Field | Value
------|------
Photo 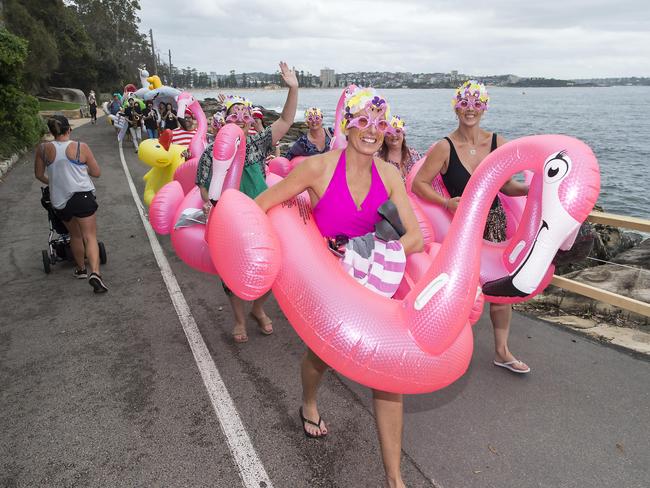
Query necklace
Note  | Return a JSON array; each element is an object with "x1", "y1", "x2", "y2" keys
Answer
[{"x1": 469, "y1": 148, "x2": 476, "y2": 155}]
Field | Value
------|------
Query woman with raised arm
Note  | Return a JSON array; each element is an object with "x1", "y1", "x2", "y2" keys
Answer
[
  {"x1": 412, "y1": 80, "x2": 530, "y2": 373},
  {"x1": 196, "y1": 61, "x2": 299, "y2": 343}
]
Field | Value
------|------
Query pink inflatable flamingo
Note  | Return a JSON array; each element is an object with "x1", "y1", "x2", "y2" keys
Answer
[
  {"x1": 208, "y1": 135, "x2": 600, "y2": 393},
  {"x1": 172, "y1": 92, "x2": 208, "y2": 194},
  {"x1": 149, "y1": 124, "x2": 246, "y2": 274}
]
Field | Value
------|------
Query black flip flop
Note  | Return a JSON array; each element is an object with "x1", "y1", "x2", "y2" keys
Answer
[{"x1": 299, "y1": 407, "x2": 327, "y2": 439}]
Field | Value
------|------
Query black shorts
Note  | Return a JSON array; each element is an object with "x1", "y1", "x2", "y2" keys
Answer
[{"x1": 55, "y1": 191, "x2": 98, "y2": 222}]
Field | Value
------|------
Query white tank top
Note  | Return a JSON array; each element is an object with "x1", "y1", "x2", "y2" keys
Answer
[{"x1": 46, "y1": 140, "x2": 95, "y2": 209}]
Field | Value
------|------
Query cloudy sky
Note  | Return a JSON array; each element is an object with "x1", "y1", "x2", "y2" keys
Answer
[{"x1": 139, "y1": 0, "x2": 650, "y2": 79}]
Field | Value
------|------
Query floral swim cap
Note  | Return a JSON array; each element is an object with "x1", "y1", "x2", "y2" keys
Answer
[
  {"x1": 304, "y1": 107, "x2": 323, "y2": 119},
  {"x1": 223, "y1": 95, "x2": 252, "y2": 113},
  {"x1": 341, "y1": 86, "x2": 390, "y2": 131},
  {"x1": 389, "y1": 115, "x2": 406, "y2": 133},
  {"x1": 451, "y1": 80, "x2": 489, "y2": 111}
]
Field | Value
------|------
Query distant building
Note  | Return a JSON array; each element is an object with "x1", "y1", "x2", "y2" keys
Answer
[{"x1": 320, "y1": 67, "x2": 336, "y2": 88}]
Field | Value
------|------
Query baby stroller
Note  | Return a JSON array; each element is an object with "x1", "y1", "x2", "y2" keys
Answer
[{"x1": 40, "y1": 186, "x2": 106, "y2": 273}]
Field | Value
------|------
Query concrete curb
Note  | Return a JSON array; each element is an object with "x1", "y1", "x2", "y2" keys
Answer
[{"x1": 536, "y1": 313, "x2": 650, "y2": 359}]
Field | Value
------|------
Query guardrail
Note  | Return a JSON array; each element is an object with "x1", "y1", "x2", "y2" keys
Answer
[{"x1": 549, "y1": 211, "x2": 650, "y2": 318}]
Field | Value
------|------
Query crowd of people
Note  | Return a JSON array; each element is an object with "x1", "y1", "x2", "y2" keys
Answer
[{"x1": 38, "y1": 70, "x2": 532, "y2": 488}]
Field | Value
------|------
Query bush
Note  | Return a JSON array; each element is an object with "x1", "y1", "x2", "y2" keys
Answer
[{"x1": 0, "y1": 28, "x2": 45, "y2": 158}]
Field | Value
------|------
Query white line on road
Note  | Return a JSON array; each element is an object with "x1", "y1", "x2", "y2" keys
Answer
[{"x1": 117, "y1": 142, "x2": 273, "y2": 488}]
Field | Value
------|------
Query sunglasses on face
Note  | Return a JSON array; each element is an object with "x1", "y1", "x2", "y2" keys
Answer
[
  {"x1": 347, "y1": 114, "x2": 390, "y2": 133},
  {"x1": 455, "y1": 97, "x2": 486, "y2": 111},
  {"x1": 226, "y1": 112, "x2": 254, "y2": 124},
  {"x1": 307, "y1": 115, "x2": 323, "y2": 123}
]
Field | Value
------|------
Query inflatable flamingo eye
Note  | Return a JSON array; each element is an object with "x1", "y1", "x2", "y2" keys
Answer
[{"x1": 543, "y1": 151, "x2": 571, "y2": 184}]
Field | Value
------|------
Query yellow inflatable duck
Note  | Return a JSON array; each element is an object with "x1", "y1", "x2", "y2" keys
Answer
[
  {"x1": 138, "y1": 132, "x2": 187, "y2": 205},
  {"x1": 147, "y1": 75, "x2": 163, "y2": 90}
]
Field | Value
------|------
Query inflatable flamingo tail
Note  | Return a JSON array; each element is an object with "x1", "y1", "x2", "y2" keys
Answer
[
  {"x1": 149, "y1": 181, "x2": 184, "y2": 235},
  {"x1": 173, "y1": 159, "x2": 199, "y2": 194}
]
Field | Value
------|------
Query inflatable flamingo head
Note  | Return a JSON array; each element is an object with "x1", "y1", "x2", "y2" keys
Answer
[
  {"x1": 481, "y1": 135, "x2": 600, "y2": 298},
  {"x1": 176, "y1": 92, "x2": 197, "y2": 120}
]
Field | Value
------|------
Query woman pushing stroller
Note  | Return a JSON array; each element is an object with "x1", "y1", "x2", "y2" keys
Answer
[{"x1": 34, "y1": 115, "x2": 108, "y2": 293}]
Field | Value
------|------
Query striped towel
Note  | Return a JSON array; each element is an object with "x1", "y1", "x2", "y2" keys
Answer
[
  {"x1": 340, "y1": 233, "x2": 406, "y2": 298},
  {"x1": 170, "y1": 128, "x2": 197, "y2": 147}
]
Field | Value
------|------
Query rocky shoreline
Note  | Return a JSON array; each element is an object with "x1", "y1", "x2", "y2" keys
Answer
[{"x1": 199, "y1": 98, "x2": 307, "y2": 154}]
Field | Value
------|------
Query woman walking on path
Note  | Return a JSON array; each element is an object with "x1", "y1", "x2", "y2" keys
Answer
[
  {"x1": 88, "y1": 90, "x2": 97, "y2": 124},
  {"x1": 34, "y1": 115, "x2": 108, "y2": 293},
  {"x1": 255, "y1": 87, "x2": 423, "y2": 488},
  {"x1": 196, "y1": 61, "x2": 299, "y2": 343},
  {"x1": 412, "y1": 80, "x2": 529, "y2": 373}
]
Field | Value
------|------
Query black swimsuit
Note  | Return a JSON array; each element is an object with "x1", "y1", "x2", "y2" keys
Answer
[
  {"x1": 441, "y1": 133, "x2": 507, "y2": 242},
  {"x1": 442, "y1": 133, "x2": 499, "y2": 210}
]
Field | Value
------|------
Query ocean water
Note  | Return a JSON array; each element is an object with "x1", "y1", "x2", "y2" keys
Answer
[{"x1": 191, "y1": 86, "x2": 649, "y2": 219}]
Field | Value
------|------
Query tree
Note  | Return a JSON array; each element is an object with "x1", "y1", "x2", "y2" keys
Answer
[
  {"x1": 0, "y1": 28, "x2": 44, "y2": 157},
  {"x1": 3, "y1": 0, "x2": 59, "y2": 92}
]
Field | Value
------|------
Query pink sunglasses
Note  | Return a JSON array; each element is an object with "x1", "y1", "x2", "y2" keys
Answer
[
  {"x1": 347, "y1": 114, "x2": 391, "y2": 133},
  {"x1": 455, "y1": 97, "x2": 487, "y2": 111},
  {"x1": 226, "y1": 112, "x2": 254, "y2": 124}
]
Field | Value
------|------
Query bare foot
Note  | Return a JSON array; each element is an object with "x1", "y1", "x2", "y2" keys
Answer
[{"x1": 299, "y1": 405, "x2": 327, "y2": 438}]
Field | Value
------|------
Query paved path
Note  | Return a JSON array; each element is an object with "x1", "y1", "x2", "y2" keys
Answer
[{"x1": 1, "y1": 118, "x2": 648, "y2": 487}]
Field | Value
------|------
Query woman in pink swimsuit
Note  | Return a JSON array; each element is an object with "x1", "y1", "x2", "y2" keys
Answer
[{"x1": 256, "y1": 88, "x2": 422, "y2": 488}]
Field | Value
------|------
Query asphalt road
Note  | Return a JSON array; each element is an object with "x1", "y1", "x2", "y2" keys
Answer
[{"x1": 1, "y1": 118, "x2": 648, "y2": 488}]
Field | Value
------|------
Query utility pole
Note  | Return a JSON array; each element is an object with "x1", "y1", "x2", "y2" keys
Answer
[
  {"x1": 149, "y1": 29, "x2": 157, "y2": 75},
  {"x1": 168, "y1": 49, "x2": 173, "y2": 86}
]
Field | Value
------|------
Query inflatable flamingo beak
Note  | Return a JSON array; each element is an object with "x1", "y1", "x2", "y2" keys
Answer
[
  {"x1": 176, "y1": 98, "x2": 188, "y2": 120},
  {"x1": 483, "y1": 151, "x2": 582, "y2": 298},
  {"x1": 208, "y1": 124, "x2": 246, "y2": 201}
]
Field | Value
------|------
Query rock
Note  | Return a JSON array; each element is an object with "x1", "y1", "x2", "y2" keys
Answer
[
  {"x1": 41, "y1": 87, "x2": 88, "y2": 105},
  {"x1": 529, "y1": 238, "x2": 650, "y2": 325}
]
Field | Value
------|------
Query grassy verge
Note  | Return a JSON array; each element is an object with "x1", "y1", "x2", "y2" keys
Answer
[{"x1": 38, "y1": 99, "x2": 81, "y2": 111}]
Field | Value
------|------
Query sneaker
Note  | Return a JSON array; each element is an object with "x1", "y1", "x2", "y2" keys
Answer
[
  {"x1": 88, "y1": 272, "x2": 108, "y2": 293},
  {"x1": 73, "y1": 267, "x2": 88, "y2": 279}
]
